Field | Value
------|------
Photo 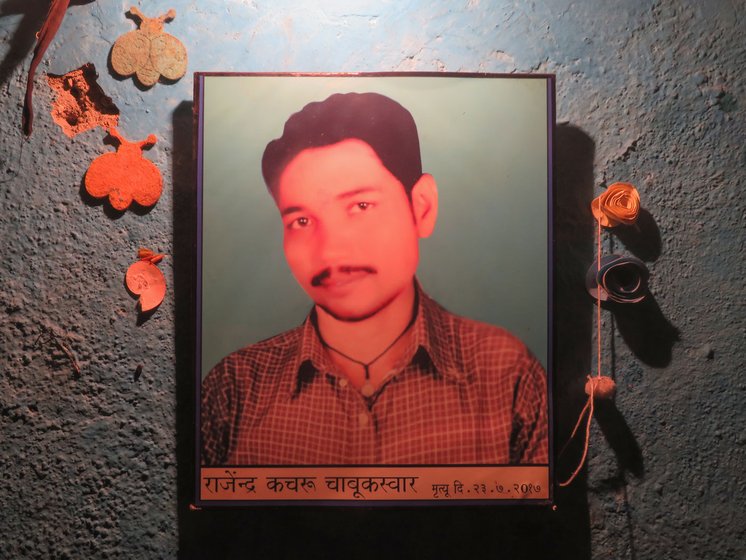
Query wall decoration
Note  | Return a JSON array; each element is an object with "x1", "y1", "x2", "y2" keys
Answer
[
  {"x1": 111, "y1": 7, "x2": 187, "y2": 88},
  {"x1": 47, "y1": 64, "x2": 120, "y2": 138},
  {"x1": 591, "y1": 181, "x2": 640, "y2": 227},
  {"x1": 126, "y1": 249, "x2": 166, "y2": 313},
  {"x1": 194, "y1": 73, "x2": 554, "y2": 506},
  {"x1": 586, "y1": 254, "x2": 649, "y2": 304},
  {"x1": 22, "y1": 0, "x2": 72, "y2": 135},
  {"x1": 84, "y1": 128, "x2": 162, "y2": 211},
  {"x1": 560, "y1": 182, "x2": 644, "y2": 487}
]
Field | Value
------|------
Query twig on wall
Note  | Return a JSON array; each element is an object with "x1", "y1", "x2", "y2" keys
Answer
[{"x1": 33, "y1": 325, "x2": 81, "y2": 377}]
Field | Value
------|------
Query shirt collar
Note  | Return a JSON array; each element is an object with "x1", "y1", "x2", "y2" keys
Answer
[
  {"x1": 284, "y1": 280, "x2": 469, "y2": 397},
  {"x1": 413, "y1": 282, "x2": 470, "y2": 383},
  {"x1": 281, "y1": 310, "x2": 333, "y2": 398}
]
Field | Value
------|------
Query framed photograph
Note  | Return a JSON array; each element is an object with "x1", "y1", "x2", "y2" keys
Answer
[{"x1": 194, "y1": 72, "x2": 554, "y2": 505}]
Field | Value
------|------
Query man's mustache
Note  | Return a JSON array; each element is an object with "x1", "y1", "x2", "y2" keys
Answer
[{"x1": 311, "y1": 266, "x2": 377, "y2": 287}]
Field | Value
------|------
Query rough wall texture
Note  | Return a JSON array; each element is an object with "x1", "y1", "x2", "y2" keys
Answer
[{"x1": 0, "y1": 0, "x2": 743, "y2": 558}]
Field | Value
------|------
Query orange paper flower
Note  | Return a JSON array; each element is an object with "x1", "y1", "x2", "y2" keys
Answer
[
  {"x1": 126, "y1": 249, "x2": 166, "y2": 312},
  {"x1": 591, "y1": 182, "x2": 640, "y2": 227},
  {"x1": 85, "y1": 128, "x2": 162, "y2": 211}
]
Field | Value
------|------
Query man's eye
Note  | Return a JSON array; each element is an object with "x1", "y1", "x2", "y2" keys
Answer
[
  {"x1": 288, "y1": 216, "x2": 311, "y2": 229},
  {"x1": 350, "y1": 201, "x2": 375, "y2": 214}
]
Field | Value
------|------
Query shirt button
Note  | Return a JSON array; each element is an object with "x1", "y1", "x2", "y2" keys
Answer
[
  {"x1": 361, "y1": 382, "x2": 375, "y2": 397},
  {"x1": 358, "y1": 413, "x2": 369, "y2": 427},
  {"x1": 338, "y1": 378, "x2": 348, "y2": 388}
]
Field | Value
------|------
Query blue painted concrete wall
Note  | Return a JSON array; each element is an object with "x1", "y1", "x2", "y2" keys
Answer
[{"x1": 0, "y1": 1, "x2": 743, "y2": 558}]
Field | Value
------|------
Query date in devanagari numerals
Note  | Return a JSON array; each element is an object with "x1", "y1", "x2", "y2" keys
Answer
[{"x1": 431, "y1": 480, "x2": 543, "y2": 499}]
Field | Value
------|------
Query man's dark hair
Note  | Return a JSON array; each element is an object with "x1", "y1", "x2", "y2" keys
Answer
[{"x1": 262, "y1": 92, "x2": 422, "y2": 195}]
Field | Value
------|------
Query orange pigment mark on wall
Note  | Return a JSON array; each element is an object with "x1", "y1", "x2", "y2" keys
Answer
[{"x1": 47, "y1": 63, "x2": 119, "y2": 138}]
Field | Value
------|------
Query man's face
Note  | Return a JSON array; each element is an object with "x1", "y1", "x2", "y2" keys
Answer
[{"x1": 275, "y1": 138, "x2": 428, "y2": 322}]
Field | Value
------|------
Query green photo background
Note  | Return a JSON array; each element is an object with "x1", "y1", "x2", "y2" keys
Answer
[{"x1": 199, "y1": 75, "x2": 550, "y2": 377}]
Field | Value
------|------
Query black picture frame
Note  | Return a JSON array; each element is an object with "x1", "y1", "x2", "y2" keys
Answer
[{"x1": 194, "y1": 72, "x2": 554, "y2": 505}]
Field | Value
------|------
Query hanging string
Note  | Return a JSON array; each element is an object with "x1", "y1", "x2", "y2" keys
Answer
[
  {"x1": 559, "y1": 378, "x2": 595, "y2": 487},
  {"x1": 561, "y1": 182, "x2": 639, "y2": 487},
  {"x1": 559, "y1": 220, "x2": 602, "y2": 487},
  {"x1": 596, "y1": 219, "x2": 602, "y2": 379}
]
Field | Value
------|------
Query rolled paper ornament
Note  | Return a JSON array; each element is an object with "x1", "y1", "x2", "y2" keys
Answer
[
  {"x1": 586, "y1": 254, "x2": 649, "y2": 304},
  {"x1": 585, "y1": 375, "x2": 616, "y2": 400},
  {"x1": 126, "y1": 248, "x2": 166, "y2": 312},
  {"x1": 591, "y1": 182, "x2": 641, "y2": 227}
]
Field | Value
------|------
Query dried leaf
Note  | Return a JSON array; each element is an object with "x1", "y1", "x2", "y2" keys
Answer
[{"x1": 23, "y1": 0, "x2": 72, "y2": 135}]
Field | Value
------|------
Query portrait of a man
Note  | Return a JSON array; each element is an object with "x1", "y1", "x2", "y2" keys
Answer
[{"x1": 198, "y1": 80, "x2": 550, "y2": 469}]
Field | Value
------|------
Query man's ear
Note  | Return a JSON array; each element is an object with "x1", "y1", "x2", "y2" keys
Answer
[{"x1": 410, "y1": 173, "x2": 438, "y2": 238}]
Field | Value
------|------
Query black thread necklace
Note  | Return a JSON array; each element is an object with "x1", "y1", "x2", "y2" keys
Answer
[{"x1": 319, "y1": 316, "x2": 416, "y2": 397}]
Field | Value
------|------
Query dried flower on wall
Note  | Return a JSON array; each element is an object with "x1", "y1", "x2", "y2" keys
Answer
[
  {"x1": 126, "y1": 249, "x2": 166, "y2": 312},
  {"x1": 23, "y1": 0, "x2": 72, "y2": 135},
  {"x1": 111, "y1": 7, "x2": 187, "y2": 87},
  {"x1": 84, "y1": 128, "x2": 162, "y2": 211}
]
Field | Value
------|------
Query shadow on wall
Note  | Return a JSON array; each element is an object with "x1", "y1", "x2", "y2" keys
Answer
[
  {"x1": 551, "y1": 123, "x2": 596, "y2": 558},
  {"x1": 172, "y1": 122, "x2": 599, "y2": 559},
  {"x1": 613, "y1": 296, "x2": 680, "y2": 368},
  {"x1": 554, "y1": 124, "x2": 674, "y2": 505},
  {"x1": 0, "y1": 0, "x2": 96, "y2": 88},
  {"x1": 172, "y1": 100, "x2": 198, "y2": 557},
  {"x1": 607, "y1": 222, "x2": 680, "y2": 368}
]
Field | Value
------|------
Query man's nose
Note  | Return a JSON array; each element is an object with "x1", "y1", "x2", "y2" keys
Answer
[{"x1": 316, "y1": 222, "x2": 354, "y2": 264}]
